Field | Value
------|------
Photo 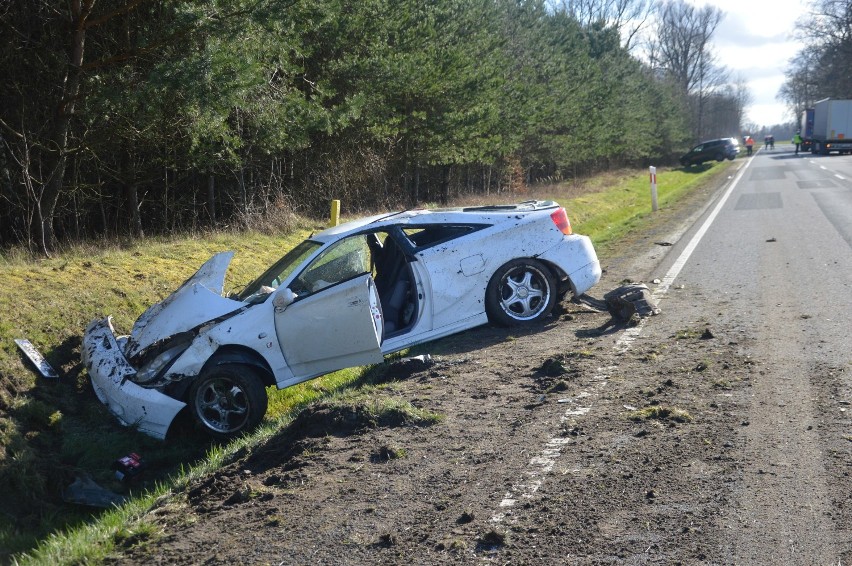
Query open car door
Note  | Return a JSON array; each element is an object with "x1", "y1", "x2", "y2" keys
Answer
[{"x1": 274, "y1": 274, "x2": 384, "y2": 378}]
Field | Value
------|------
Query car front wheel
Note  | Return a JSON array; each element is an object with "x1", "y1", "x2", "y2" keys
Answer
[
  {"x1": 189, "y1": 364, "x2": 268, "y2": 440},
  {"x1": 486, "y1": 259, "x2": 557, "y2": 326}
]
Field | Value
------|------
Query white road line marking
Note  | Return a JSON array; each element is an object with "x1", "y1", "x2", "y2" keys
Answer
[
  {"x1": 490, "y1": 160, "x2": 754, "y2": 525},
  {"x1": 835, "y1": 174, "x2": 845, "y2": 180}
]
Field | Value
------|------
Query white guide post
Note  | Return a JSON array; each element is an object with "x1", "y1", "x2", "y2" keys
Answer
[{"x1": 649, "y1": 166, "x2": 658, "y2": 212}]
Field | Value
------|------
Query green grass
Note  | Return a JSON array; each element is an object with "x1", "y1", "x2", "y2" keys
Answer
[
  {"x1": 1, "y1": 160, "x2": 734, "y2": 564},
  {"x1": 541, "y1": 165, "x2": 725, "y2": 253}
]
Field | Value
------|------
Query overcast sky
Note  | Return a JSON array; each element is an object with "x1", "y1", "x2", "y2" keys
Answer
[{"x1": 685, "y1": 0, "x2": 807, "y2": 128}]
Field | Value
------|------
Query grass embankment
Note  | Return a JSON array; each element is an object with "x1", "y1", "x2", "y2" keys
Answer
[{"x1": 2, "y1": 161, "x2": 730, "y2": 564}]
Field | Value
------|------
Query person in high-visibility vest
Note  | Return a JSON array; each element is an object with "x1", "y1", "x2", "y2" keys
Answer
[
  {"x1": 745, "y1": 136, "x2": 755, "y2": 156},
  {"x1": 793, "y1": 131, "x2": 803, "y2": 155}
]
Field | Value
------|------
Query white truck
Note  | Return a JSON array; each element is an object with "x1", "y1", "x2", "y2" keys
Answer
[{"x1": 810, "y1": 98, "x2": 852, "y2": 155}]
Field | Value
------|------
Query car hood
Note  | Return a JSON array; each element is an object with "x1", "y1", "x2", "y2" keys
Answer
[{"x1": 125, "y1": 251, "x2": 247, "y2": 359}]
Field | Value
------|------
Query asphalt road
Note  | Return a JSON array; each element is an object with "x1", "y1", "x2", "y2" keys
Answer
[{"x1": 639, "y1": 145, "x2": 852, "y2": 564}]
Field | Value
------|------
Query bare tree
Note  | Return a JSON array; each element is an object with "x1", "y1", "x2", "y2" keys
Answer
[
  {"x1": 780, "y1": 0, "x2": 852, "y2": 114},
  {"x1": 797, "y1": 0, "x2": 852, "y2": 45},
  {"x1": 555, "y1": 0, "x2": 653, "y2": 51},
  {"x1": 733, "y1": 74, "x2": 753, "y2": 128},
  {"x1": 778, "y1": 50, "x2": 820, "y2": 121},
  {"x1": 647, "y1": 1, "x2": 724, "y2": 94},
  {"x1": 645, "y1": 0, "x2": 729, "y2": 138}
]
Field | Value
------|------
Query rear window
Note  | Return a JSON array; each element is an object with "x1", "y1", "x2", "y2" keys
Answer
[{"x1": 402, "y1": 225, "x2": 483, "y2": 249}]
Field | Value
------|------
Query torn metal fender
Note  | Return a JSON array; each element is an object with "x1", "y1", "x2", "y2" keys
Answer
[
  {"x1": 161, "y1": 300, "x2": 296, "y2": 385},
  {"x1": 83, "y1": 317, "x2": 186, "y2": 440},
  {"x1": 127, "y1": 252, "x2": 246, "y2": 359}
]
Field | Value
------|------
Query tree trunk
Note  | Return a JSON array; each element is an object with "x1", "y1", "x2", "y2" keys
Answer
[
  {"x1": 413, "y1": 163, "x2": 420, "y2": 206},
  {"x1": 120, "y1": 142, "x2": 143, "y2": 237},
  {"x1": 126, "y1": 182, "x2": 143, "y2": 237},
  {"x1": 37, "y1": 0, "x2": 94, "y2": 254},
  {"x1": 238, "y1": 165, "x2": 247, "y2": 225},
  {"x1": 439, "y1": 165, "x2": 451, "y2": 205},
  {"x1": 207, "y1": 174, "x2": 216, "y2": 225}
]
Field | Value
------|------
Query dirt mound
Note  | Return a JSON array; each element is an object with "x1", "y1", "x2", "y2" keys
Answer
[{"x1": 181, "y1": 394, "x2": 441, "y2": 515}]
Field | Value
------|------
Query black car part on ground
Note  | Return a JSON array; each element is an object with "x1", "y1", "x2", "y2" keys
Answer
[{"x1": 574, "y1": 284, "x2": 660, "y2": 321}]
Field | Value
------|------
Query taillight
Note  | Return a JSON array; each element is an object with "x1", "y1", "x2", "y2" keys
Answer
[{"x1": 550, "y1": 207, "x2": 572, "y2": 235}]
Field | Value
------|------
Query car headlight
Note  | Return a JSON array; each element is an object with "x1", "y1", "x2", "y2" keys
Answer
[{"x1": 134, "y1": 342, "x2": 191, "y2": 385}]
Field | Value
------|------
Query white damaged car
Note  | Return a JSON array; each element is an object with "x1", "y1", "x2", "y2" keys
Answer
[{"x1": 82, "y1": 201, "x2": 601, "y2": 440}]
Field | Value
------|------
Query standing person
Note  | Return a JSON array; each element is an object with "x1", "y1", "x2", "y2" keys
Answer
[
  {"x1": 745, "y1": 136, "x2": 754, "y2": 156},
  {"x1": 793, "y1": 131, "x2": 803, "y2": 155}
]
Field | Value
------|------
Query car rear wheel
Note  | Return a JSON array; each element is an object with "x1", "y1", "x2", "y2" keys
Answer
[
  {"x1": 486, "y1": 259, "x2": 557, "y2": 326},
  {"x1": 189, "y1": 364, "x2": 268, "y2": 440}
]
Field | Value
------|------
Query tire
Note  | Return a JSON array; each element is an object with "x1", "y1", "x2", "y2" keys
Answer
[
  {"x1": 485, "y1": 259, "x2": 557, "y2": 326},
  {"x1": 715, "y1": 152, "x2": 724, "y2": 162},
  {"x1": 188, "y1": 364, "x2": 268, "y2": 440}
]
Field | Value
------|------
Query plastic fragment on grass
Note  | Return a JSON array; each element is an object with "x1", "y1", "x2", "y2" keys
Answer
[
  {"x1": 15, "y1": 338, "x2": 58, "y2": 378},
  {"x1": 62, "y1": 474, "x2": 126, "y2": 508}
]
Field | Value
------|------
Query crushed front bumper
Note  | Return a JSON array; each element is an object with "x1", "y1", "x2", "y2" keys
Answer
[{"x1": 82, "y1": 317, "x2": 186, "y2": 440}]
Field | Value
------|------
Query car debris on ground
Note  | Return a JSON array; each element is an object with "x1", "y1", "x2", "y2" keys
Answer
[
  {"x1": 62, "y1": 475, "x2": 126, "y2": 508},
  {"x1": 15, "y1": 338, "x2": 58, "y2": 379},
  {"x1": 574, "y1": 283, "x2": 661, "y2": 321}
]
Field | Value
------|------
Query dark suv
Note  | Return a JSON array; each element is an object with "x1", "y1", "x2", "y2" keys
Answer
[{"x1": 679, "y1": 138, "x2": 739, "y2": 166}]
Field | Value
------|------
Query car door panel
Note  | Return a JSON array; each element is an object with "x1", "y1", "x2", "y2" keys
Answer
[{"x1": 274, "y1": 275, "x2": 383, "y2": 378}]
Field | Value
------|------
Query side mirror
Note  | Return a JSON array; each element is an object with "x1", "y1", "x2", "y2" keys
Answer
[{"x1": 272, "y1": 288, "x2": 297, "y2": 311}]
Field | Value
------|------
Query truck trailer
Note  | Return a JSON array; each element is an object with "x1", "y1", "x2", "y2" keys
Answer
[
  {"x1": 810, "y1": 98, "x2": 852, "y2": 155},
  {"x1": 800, "y1": 108, "x2": 814, "y2": 153}
]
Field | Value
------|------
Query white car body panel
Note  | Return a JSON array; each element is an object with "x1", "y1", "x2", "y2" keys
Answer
[
  {"x1": 381, "y1": 312, "x2": 488, "y2": 354},
  {"x1": 538, "y1": 234, "x2": 601, "y2": 296},
  {"x1": 161, "y1": 301, "x2": 293, "y2": 383},
  {"x1": 84, "y1": 200, "x2": 602, "y2": 440},
  {"x1": 413, "y1": 244, "x2": 486, "y2": 330}
]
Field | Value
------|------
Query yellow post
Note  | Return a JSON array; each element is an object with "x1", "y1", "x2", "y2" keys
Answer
[{"x1": 330, "y1": 199, "x2": 341, "y2": 227}]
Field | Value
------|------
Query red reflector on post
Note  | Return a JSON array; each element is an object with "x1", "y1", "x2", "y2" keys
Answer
[{"x1": 550, "y1": 207, "x2": 572, "y2": 235}]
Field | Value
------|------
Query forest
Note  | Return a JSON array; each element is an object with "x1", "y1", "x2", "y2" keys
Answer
[{"x1": 1, "y1": 0, "x2": 747, "y2": 253}]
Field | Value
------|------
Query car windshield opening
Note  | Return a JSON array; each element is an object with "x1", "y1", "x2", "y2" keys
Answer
[{"x1": 236, "y1": 240, "x2": 322, "y2": 301}]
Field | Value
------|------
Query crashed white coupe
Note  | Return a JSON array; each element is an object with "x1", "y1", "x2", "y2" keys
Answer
[{"x1": 83, "y1": 201, "x2": 601, "y2": 440}]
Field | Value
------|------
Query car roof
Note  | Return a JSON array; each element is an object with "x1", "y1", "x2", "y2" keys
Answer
[
  {"x1": 310, "y1": 200, "x2": 560, "y2": 243},
  {"x1": 693, "y1": 137, "x2": 737, "y2": 146}
]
